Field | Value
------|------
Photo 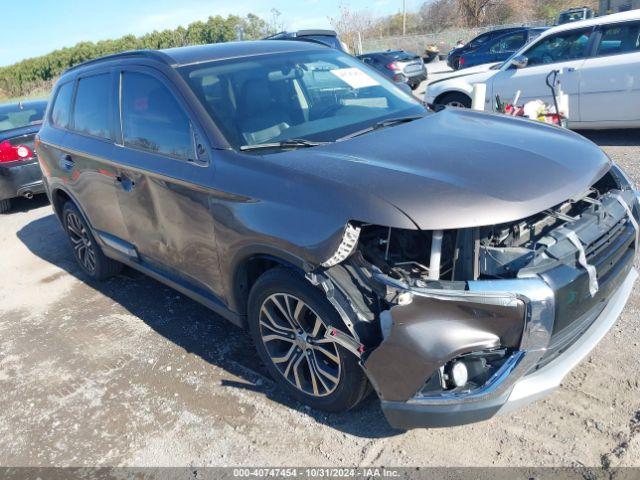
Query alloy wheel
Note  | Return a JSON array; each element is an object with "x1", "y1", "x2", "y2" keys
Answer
[
  {"x1": 259, "y1": 293, "x2": 341, "y2": 397},
  {"x1": 66, "y1": 212, "x2": 97, "y2": 274}
]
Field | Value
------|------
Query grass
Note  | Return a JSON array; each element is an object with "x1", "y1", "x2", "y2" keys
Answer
[{"x1": 0, "y1": 83, "x2": 53, "y2": 105}]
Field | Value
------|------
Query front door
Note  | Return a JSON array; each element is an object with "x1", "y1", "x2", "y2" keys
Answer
[
  {"x1": 489, "y1": 27, "x2": 593, "y2": 122},
  {"x1": 113, "y1": 67, "x2": 223, "y2": 298},
  {"x1": 580, "y1": 20, "x2": 640, "y2": 124}
]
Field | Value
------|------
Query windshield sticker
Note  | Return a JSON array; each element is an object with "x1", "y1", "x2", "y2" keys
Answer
[{"x1": 330, "y1": 68, "x2": 380, "y2": 89}]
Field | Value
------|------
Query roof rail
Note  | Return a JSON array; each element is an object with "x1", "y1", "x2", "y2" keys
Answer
[{"x1": 63, "y1": 49, "x2": 174, "y2": 74}]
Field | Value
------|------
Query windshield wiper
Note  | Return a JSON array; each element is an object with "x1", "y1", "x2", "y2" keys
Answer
[
  {"x1": 239, "y1": 138, "x2": 330, "y2": 151},
  {"x1": 336, "y1": 115, "x2": 425, "y2": 142}
]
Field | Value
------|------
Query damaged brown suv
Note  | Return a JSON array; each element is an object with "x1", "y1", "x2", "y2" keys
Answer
[{"x1": 37, "y1": 41, "x2": 639, "y2": 429}]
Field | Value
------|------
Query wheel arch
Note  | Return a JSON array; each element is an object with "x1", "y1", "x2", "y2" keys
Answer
[
  {"x1": 230, "y1": 247, "x2": 312, "y2": 316},
  {"x1": 434, "y1": 89, "x2": 473, "y2": 106},
  {"x1": 50, "y1": 186, "x2": 100, "y2": 240},
  {"x1": 51, "y1": 186, "x2": 80, "y2": 221}
]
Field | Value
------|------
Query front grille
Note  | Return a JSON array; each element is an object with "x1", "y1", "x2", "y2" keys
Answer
[
  {"x1": 585, "y1": 217, "x2": 628, "y2": 262},
  {"x1": 533, "y1": 302, "x2": 605, "y2": 371}
]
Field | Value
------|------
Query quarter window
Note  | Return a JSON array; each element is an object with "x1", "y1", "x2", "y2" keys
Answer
[
  {"x1": 73, "y1": 74, "x2": 112, "y2": 139},
  {"x1": 525, "y1": 29, "x2": 592, "y2": 66},
  {"x1": 121, "y1": 72, "x2": 194, "y2": 160},
  {"x1": 596, "y1": 22, "x2": 640, "y2": 56},
  {"x1": 51, "y1": 82, "x2": 74, "y2": 129}
]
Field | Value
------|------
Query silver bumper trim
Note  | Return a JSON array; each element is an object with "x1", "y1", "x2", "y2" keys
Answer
[{"x1": 500, "y1": 267, "x2": 637, "y2": 414}]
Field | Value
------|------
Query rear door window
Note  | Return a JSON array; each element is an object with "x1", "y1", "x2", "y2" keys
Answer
[
  {"x1": 596, "y1": 22, "x2": 640, "y2": 56},
  {"x1": 72, "y1": 74, "x2": 112, "y2": 139},
  {"x1": 51, "y1": 82, "x2": 74, "y2": 129},
  {"x1": 121, "y1": 72, "x2": 194, "y2": 160}
]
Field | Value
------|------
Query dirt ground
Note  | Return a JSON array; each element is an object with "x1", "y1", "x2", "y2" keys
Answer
[{"x1": 0, "y1": 130, "x2": 639, "y2": 468}]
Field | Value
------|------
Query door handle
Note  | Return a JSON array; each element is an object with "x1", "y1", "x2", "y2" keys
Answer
[
  {"x1": 116, "y1": 174, "x2": 135, "y2": 192},
  {"x1": 60, "y1": 154, "x2": 74, "y2": 170},
  {"x1": 565, "y1": 67, "x2": 576, "y2": 73}
]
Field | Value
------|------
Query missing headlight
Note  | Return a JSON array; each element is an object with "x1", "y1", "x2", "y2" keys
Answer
[{"x1": 357, "y1": 225, "x2": 456, "y2": 283}]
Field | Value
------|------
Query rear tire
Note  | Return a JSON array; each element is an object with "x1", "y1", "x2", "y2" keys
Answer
[
  {"x1": 0, "y1": 199, "x2": 10, "y2": 214},
  {"x1": 62, "y1": 201, "x2": 122, "y2": 280},
  {"x1": 248, "y1": 267, "x2": 369, "y2": 412},
  {"x1": 438, "y1": 92, "x2": 472, "y2": 109}
]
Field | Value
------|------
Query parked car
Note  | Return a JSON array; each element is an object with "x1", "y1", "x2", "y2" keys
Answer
[
  {"x1": 557, "y1": 6, "x2": 596, "y2": 24},
  {"x1": 358, "y1": 50, "x2": 427, "y2": 90},
  {"x1": 447, "y1": 27, "x2": 526, "y2": 70},
  {"x1": 457, "y1": 28, "x2": 547, "y2": 69},
  {"x1": 37, "y1": 41, "x2": 639, "y2": 429},
  {"x1": 264, "y1": 29, "x2": 348, "y2": 53},
  {"x1": 0, "y1": 100, "x2": 47, "y2": 213},
  {"x1": 426, "y1": 10, "x2": 640, "y2": 129}
]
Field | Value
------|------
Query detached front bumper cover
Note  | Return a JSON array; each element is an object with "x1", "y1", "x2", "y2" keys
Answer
[{"x1": 364, "y1": 265, "x2": 637, "y2": 429}]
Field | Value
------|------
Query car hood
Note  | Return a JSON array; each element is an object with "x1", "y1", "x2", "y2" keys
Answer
[
  {"x1": 429, "y1": 64, "x2": 500, "y2": 87},
  {"x1": 276, "y1": 109, "x2": 611, "y2": 230}
]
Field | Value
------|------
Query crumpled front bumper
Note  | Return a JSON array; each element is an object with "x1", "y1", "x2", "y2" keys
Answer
[
  {"x1": 376, "y1": 268, "x2": 636, "y2": 429},
  {"x1": 359, "y1": 187, "x2": 639, "y2": 429}
]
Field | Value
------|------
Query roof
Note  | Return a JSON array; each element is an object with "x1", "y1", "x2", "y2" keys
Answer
[
  {"x1": 64, "y1": 40, "x2": 327, "y2": 75},
  {"x1": 562, "y1": 6, "x2": 593, "y2": 12},
  {"x1": 265, "y1": 30, "x2": 338, "y2": 39},
  {"x1": 545, "y1": 9, "x2": 640, "y2": 35},
  {"x1": 360, "y1": 50, "x2": 416, "y2": 56},
  {"x1": 161, "y1": 40, "x2": 324, "y2": 65}
]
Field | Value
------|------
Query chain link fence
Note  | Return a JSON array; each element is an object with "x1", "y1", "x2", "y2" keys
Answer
[{"x1": 359, "y1": 20, "x2": 550, "y2": 57}]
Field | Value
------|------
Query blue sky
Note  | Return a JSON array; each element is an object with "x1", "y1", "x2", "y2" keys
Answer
[{"x1": 0, "y1": 0, "x2": 421, "y2": 66}]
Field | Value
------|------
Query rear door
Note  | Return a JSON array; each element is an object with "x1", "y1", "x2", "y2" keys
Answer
[
  {"x1": 114, "y1": 66, "x2": 223, "y2": 297},
  {"x1": 579, "y1": 20, "x2": 640, "y2": 124},
  {"x1": 489, "y1": 28, "x2": 593, "y2": 121},
  {"x1": 65, "y1": 70, "x2": 130, "y2": 242}
]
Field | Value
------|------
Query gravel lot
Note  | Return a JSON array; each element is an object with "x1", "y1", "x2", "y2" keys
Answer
[{"x1": 0, "y1": 129, "x2": 639, "y2": 468}]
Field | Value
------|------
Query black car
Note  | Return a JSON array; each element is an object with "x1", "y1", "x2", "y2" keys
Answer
[
  {"x1": 358, "y1": 50, "x2": 427, "y2": 90},
  {"x1": 457, "y1": 28, "x2": 547, "y2": 69},
  {"x1": 447, "y1": 27, "x2": 526, "y2": 70},
  {"x1": 264, "y1": 29, "x2": 347, "y2": 52},
  {"x1": 37, "y1": 42, "x2": 639, "y2": 429},
  {"x1": 0, "y1": 100, "x2": 47, "y2": 213}
]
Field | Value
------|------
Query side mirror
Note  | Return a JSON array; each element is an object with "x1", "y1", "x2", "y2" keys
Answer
[
  {"x1": 396, "y1": 82, "x2": 413, "y2": 95},
  {"x1": 511, "y1": 55, "x2": 528, "y2": 69}
]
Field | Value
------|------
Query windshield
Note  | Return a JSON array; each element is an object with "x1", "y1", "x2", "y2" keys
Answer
[
  {"x1": 179, "y1": 50, "x2": 426, "y2": 149},
  {"x1": 0, "y1": 101, "x2": 46, "y2": 134}
]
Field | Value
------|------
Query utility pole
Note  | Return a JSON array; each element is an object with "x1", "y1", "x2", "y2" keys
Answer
[{"x1": 402, "y1": 0, "x2": 407, "y2": 36}]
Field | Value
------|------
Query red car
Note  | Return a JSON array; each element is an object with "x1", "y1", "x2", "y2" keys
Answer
[{"x1": 0, "y1": 100, "x2": 47, "y2": 213}]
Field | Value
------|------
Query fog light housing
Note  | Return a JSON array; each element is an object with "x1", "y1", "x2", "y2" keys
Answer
[
  {"x1": 420, "y1": 348, "x2": 514, "y2": 397},
  {"x1": 450, "y1": 361, "x2": 468, "y2": 388}
]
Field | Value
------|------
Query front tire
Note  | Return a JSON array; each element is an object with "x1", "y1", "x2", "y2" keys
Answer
[
  {"x1": 248, "y1": 267, "x2": 369, "y2": 412},
  {"x1": 62, "y1": 202, "x2": 122, "y2": 280},
  {"x1": 438, "y1": 92, "x2": 472, "y2": 109}
]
